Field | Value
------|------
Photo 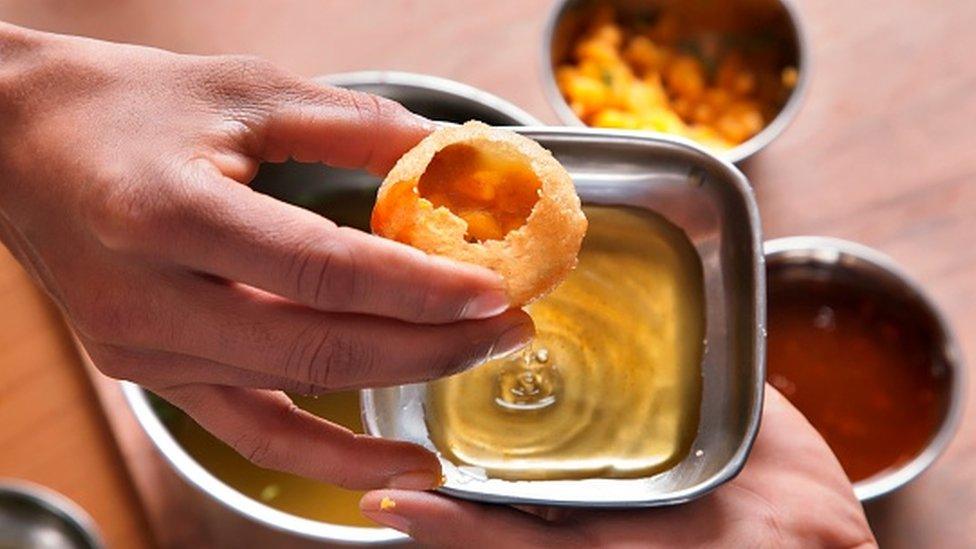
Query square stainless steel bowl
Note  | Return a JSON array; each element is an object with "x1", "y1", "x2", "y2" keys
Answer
[{"x1": 362, "y1": 128, "x2": 766, "y2": 508}]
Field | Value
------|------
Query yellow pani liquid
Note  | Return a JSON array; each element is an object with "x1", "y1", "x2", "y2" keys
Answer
[
  {"x1": 425, "y1": 206, "x2": 705, "y2": 480},
  {"x1": 168, "y1": 391, "x2": 375, "y2": 527}
]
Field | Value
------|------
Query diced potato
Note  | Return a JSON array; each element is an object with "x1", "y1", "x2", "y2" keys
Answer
[
  {"x1": 624, "y1": 36, "x2": 664, "y2": 74},
  {"x1": 638, "y1": 109, "x2": 688, "y2": 134},
  {"x1": 575, "y1": 38, "x2": 618, "y2": 65},
  {"x1": 715, "y1": 114, "x2": 748, "y2": 143},
  {"x1": 671, "y1": 96, "x2": 694, "y2": 119},
  {"x1": 591, "y1": 23, "x2": 623, "y2": 48},
  {"x1": 554, "y1": 6, "x2": 790, "y2": 152},
  {"x1": 563, "y1": 75, "x2": 608, "y2": 117},
  {"x1": 460, "y1": 210, "x2": 506, "y2": 241},
  {"x1": 665, "y1": 55, "x2": 706, "y2": 100},
  {"x1": 703, "y1": 88, "x2": 732, "y2": 112},
  {"x1": 462, "y1": 171, "x2": 500, "y2": 203},
  {"x1": 688, "y1": 125, "x2": 734, "y2": 150},
  {"x1": 626, "y1": 80, "x2": 668, "y2": 112},
  {"x1": 731, "y1": 70, "x2": 757, "y2": 96},
  {"x1": 692, "y1": 102, "x2": 715, "y2": 124},
  {"x1": 782, "y1": 66, "x2": 799, "y2": 89},
  {"x1": 555, "y1": 65, "x2": 578, "y2": 88},
  {"x1": 716, "y1": 53, "x2": 745, "y2": 90},
  {"x1": 738, "y1": 108, "x2": 765, "y2": 137},
  {"x1": 578, "y1": 59, "x2": 604, "y2": 79},
  {"x1": 591, "y1": 109, "x2": 640, "y2": 129}
]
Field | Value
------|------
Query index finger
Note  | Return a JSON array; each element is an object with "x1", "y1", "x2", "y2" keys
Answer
[
  {"x1": 99, "y1": 166, "x2": 511, "y2": 323},
  {"x1": 254, "y1": 81, "x2": 435, "y2": 175}
]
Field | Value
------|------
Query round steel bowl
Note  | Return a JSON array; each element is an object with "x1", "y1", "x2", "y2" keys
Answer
[
  {"x1": 121, "y1": 71, "x2": 540, "y2": 547},
  {"x1": 0, "y1": 479, "x2": 104, "y2": 549},
  {"x1": 764, "y1": 237, "x2": 965, "y2": 501},
  {"x1": 541, "y1": 0, "x2": 811, "y2": 164}
]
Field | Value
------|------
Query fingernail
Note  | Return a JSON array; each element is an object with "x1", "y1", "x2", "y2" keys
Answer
[
  {"x1": 387, "y1": 470, "x2": 440, "y2": 490},
  {"x1": 362, "y1": 496, "x2": 412, "y2": 532},
  {"x1": 462, "y1": 290, "x2": 510, "y2": 319},
  {"x1": 489, "y1": 319, "x2": 535, "y2": 359}
]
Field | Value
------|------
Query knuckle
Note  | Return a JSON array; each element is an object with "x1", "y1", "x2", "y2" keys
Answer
[
  {"x1": 224, "y1": 54, "x2": 279, "y2": 82},
  {"x1": 202, "y1": 54, "x2": 286, "y2": 108},
  {"x1": 329, "y1": 333, "x2": 376, "y2": 386},
  {"x1": 89, "y1": 173, "x2": 165, "y2": 253},
  {"x1": 322, "y1": 462, "x2": 356, "y2": 489},
  {"x1": 231, "y1": 401, "x2": 299, "y2": 468},
  {"x1": 338, "y1": 88, "x2": 406, "y2": 125},
  {"x1": 332, "y1": 228, "x2": 372, "y2": 303},
  {"x1": 291, "y1": 228, "x2": 369, "y2": 309},
  {"x1": 237, "y1": 433, "x2": 277, "y2": 468},
  {"x1": 286, "y1": 320, "x2": 373, "y2": 389},
  {"x1": 348, "y1": 89, "x2": 385, "y2": 120}
]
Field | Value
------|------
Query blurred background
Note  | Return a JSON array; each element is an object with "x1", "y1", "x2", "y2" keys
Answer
[{"x1": 0, "y1": 1, "x2": 973, "y2": 547}]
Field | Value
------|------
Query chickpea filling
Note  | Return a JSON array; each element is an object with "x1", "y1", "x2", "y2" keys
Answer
[{"x1": 416, "y1": 143, "x2": 541, "y2": 242}]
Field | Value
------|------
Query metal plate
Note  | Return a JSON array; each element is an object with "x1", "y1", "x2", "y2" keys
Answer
[{"x1": 362, "y1": 127, "x2": 766, "y2": 507}]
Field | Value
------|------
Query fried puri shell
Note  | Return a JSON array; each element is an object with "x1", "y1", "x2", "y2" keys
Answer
[{"x1": 371, "y1": 121, "x2": 587, "y2": 306}]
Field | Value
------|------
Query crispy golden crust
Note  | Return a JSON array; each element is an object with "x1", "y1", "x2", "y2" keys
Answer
[{"x1": 371, "y1": 121, "x2": 587, "y2": 306}]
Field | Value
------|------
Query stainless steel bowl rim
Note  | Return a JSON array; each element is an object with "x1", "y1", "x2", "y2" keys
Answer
[
  {"x1": 539, "y1": 0, "x2": 812, "y2": 164},
  {"x1": 121, "y1": 382, "x2": 405, "y2": 545},
  {"x1": 764, "y1": 236, "x2": 966, "y2": 501},
  {"x1": 0, "y1": 479, "x2": 105, "y2": 549},
  {"x1": 323, "y1": 70, "x2": 543, "y2": 126}
]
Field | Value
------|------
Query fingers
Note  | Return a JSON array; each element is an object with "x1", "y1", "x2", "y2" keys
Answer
[
  {"x1": 198, "y1": 56, "x2": 430, "y2": 175},
  {"x1": 95, "y1": 168, "x2": 510, "y2": 324},
  {"x1": 81, "y1": 277, "x2": 533, "y2": 391},
  {"x1": 157, "y1": 385, "x2": 441, "y2": 490},
  {"x1": 359, "y1": 491, "x2": 582, "y2": 548},
  {"x1": 82, "y1": 341, "x2": 332, "y2": 394},
  {"x1": 198, "y1": 290, "x2": 533, "y2": 390},
  {"x1": 252, "y1": 79, "x2": 434, "y2": 175},
  {"x1": 98, "y1": 273, "x2": 532, "y2": 390}
]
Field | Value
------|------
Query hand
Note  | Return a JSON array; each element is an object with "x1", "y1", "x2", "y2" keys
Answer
[
  {"x1": 361, "y1": 387, "x2": 878, "y2": 547},
  {"x1": 0, "y1": 22, "x2": 533, "y2": 490}
]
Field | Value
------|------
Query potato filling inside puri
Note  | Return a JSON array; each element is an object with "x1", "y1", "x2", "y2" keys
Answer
[{"x1": 416, "y1": 142, "x2": 541, "y2": 242}]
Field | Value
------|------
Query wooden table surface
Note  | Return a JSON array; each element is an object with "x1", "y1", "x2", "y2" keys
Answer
[{"x1": 0, "y1": 1, "x2": 973, "y2": 547}]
